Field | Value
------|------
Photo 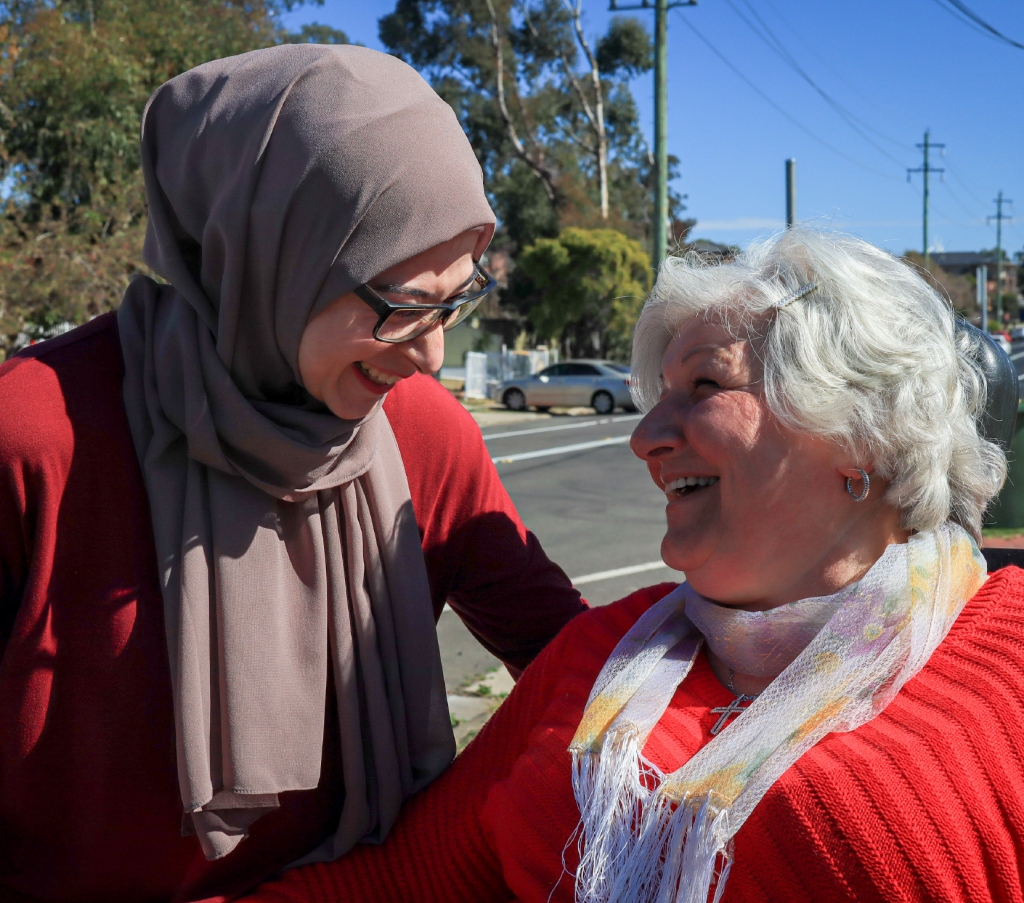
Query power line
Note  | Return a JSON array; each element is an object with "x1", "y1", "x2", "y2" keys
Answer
[
  {"x1": 724, "y1": 0, "x2": 910, "y2": 166},
  {"x1": 944, "y1": 159, "x2": 990, "y2": 211},
  {"x1": 941, "y1": 179, "x2": 984, "y2": 222},
  {"x1": 907, "y1": 181, "x2": 970, "y2": 229},
  {"x1": 672, "y1": 11, "x2": 903, "y2": 183},
  {"x1": 929, "y1": 0, "x2": 1024, "y2": 50},
  {"x1": 758, "y1": 0, "x2": 914, "y2": 138}
]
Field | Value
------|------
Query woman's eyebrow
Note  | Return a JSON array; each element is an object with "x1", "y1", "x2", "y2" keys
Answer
[{"x1": 372, "y1": 270, "x2": 477, "y2": 299}]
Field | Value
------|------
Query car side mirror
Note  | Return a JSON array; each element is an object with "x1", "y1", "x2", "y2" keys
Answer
[{"x1": 956, "y1": 319, "x2": 1019, "y2": 452}]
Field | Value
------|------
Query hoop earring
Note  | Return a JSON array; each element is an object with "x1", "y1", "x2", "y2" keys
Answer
[{"x1": 846, "y1": 469, "x2": 870, "y2": 502}]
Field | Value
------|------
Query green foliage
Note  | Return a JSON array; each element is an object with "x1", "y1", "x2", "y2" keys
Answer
[
  {"x1": 0, "y1": 0, "x2": 321, "y2": 354},
  {"x1": 0, "y1": 170, "x2": 151, "y2": 346},
  {"x1": 514, "y1": 226, "x2": 650, "y2": 359},
  {"x1": 0, "y1": 0, "x2": 298, "y2": 210},
  {"x1": 379, "y1": 0, "x2": 681, "y2": 253},
  {"x1": 283, "y1": 21, "x2": 349, "y2": 45},
  {"x1": 596, "y1": 16, "x2": 651, "y2": 76},
  {"x1": 901, "y1": 251, "x2": 976, "y2": 316}
]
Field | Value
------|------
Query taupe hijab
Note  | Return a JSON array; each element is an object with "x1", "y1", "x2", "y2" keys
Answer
[{"x1": 117, "y1": 44, "x2": 496, "y2": 861}]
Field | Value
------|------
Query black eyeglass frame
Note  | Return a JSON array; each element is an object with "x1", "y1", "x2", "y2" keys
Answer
[{"x1": 353, "y1": 263, "x2": 497, "y2": 344}]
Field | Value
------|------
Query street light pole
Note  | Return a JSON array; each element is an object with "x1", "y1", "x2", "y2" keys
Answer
[{"x1": 610, "y1": 0, "x2": 697, "y2": 268}]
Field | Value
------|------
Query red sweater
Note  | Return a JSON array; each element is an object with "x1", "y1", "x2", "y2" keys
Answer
[
  {"x1": 0, "y1": 314, "x2": 585, "y2": 903},
  {"x1": 247, "y1": 570, "x2": 1024, "y2": 903}
]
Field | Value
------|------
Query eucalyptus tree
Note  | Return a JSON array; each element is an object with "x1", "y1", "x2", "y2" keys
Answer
[
  {"x1": 379, "y1": 0, "x2": 657, "y2": 250},
  {"x1": 0, "y1": 0, "x2": 333, "y2": 353}
]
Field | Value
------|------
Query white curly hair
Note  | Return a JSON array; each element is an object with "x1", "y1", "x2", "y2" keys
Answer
[{"x1": 631, "y1": 228, "x2": 1007, "y2": 541}]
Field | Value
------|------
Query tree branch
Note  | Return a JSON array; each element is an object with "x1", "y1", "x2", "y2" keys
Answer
[
  {"x1": 563, "y1": 0, "x2": 608, "y2": 217},
  {"x1": 484, "y1": 0, "x2": 559, "y2": 202}
]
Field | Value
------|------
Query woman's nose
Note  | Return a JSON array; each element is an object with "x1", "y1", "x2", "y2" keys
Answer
[
  {"x1": 403, "y1": 321, "x2": 446, "y2": 374},
  {"x1": 630, "y1": 398, "x2": 684, "y2": 462}
]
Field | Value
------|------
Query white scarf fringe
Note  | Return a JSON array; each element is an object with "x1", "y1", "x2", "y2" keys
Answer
[
  {"x1": 572, "y1": 736, "x2": 733, "y2": 903},
  {"x1": 567, "y1": 527, "x2": 986, "y2": 903}
]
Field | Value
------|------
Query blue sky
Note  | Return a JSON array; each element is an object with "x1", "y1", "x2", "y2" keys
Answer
[{"x1": 284, "y1": 1, "x2": 1024, "y2": 256}]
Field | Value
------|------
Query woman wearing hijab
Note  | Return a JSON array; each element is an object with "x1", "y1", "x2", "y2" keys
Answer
[
  {"x1": 244, "y1": 229, "x2": 1024, "y2": 903},
  {"x1": 0, "y1": 45, "x2": 584, "y2": 901}
]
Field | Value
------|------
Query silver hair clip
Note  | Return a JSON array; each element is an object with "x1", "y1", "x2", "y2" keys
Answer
[{"x1": 774, "y1": 281, "x2": 817, "y2": 309}]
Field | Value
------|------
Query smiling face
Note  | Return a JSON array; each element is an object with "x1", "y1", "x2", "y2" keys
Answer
[
  {"x1": 630, "y1": 315, "x2": 906, "y2": 610},
  {"x1": 297, "y1": 229, "x2": 481, "y2": 420}
]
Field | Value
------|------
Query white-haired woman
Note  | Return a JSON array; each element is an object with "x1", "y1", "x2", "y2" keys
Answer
[{"x1": 244, "y1": 229, "x2": 1024, "y2": 903}]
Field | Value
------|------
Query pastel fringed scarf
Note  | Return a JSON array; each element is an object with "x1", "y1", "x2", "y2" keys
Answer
[{"x1": 569, "y1": 524, "x2": 987, "y2": 903}]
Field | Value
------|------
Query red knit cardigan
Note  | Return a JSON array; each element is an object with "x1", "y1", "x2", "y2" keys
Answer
[
  {"x1": 248, "y1": 570, "x2": 1024, "y2": 903},
  {"x1": 0, "y1": 315, "x2": 585, "y2": 903}
]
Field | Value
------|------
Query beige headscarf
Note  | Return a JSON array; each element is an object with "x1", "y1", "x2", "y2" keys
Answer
[{"x1": 117, "y1": 44, "x2": 496, "y2": 861}]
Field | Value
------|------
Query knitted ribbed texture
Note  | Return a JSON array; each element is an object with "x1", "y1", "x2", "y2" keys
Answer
[
  {"x1": 0, "y1": 313, "x2": 584, "y2": 903},
  {"x1": 247, "y1": 571, "x2": 1024, "y2": 903}
]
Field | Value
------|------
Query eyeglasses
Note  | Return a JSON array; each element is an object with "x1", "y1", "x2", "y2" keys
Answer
[{"x1": 353, "y1": 262, "x2": 497, "y2": 344}]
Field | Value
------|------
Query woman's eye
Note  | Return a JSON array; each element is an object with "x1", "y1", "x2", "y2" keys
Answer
[
  {"x1": 391, "y1": 309, "x2": 428, "y2": 323},
  {"x1": 693, "y1": 377, "x2": 720, "y2": 390}
]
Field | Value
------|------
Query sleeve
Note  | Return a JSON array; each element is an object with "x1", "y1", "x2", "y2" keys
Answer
[
  {"x1": 240, "y1": 614, "x2": 584, "y2": 903},
  {"x1": 386, "y1": 375, "x2": 587, "y2": 673},
  {"x1": 0, "y1": 358, "x2": 43, "y2": 650},
  {"x1": 0, "y1": 442, "x2": 29, "y2": 650}
]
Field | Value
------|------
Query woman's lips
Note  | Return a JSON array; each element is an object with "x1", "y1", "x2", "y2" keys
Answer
[
  {"x1": 352, "y1": 362, "x2": 398, "y2": 395},
  {"x1": 664, "y1": 476, "x2": 720, "y2": 501}
]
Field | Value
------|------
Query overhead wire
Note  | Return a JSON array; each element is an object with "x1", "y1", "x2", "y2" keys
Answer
[
  {"x1": 941, "y1": 157, "x2": 1022, "y2": 249},
  {"x1": 758, "y1": 0, "x2": 914, "y2": 136},
  {"x1": 906, "y1": 181, "x2": 969, "y2": 231},
  {"x1": 941, "y1": 178, "x2": 984, "y2": 223},
  {"x1": 751, "y1": 0, "x2": 1013, "y2": 244},
  {"x1": 928, "y1": 0, "x2": 1024, "y2": 50},
  {"x1": 726, "y1": 0, "x2": 910, "y2": 166},
  {"x1": 944, "y1": 161, "x2": 989, "y2": 211},
  {"x1": 672, "y1": 11, "x2": 904, "y2": 183}
]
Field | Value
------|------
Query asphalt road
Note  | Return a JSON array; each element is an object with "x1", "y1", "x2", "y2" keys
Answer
[{"x1": 438, "y1": 410, "x2": 684, "y2": 691}]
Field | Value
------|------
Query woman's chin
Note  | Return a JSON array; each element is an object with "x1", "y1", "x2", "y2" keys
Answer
[{"x1": 660, "y1": 534, "x2": 709, "y2": 576}]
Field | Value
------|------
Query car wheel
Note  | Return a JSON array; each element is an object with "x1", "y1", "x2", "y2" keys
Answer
[
  {"x1": 592, "y1": 391, "x2": 615, "y2": 415},
  {"x1": 503, "y1": 388, "x2": 527, "y2": 411}
]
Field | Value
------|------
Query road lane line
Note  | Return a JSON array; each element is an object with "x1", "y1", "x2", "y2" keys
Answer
[
  {"x1": 441, "y1": 560, "x2": 676, "y2": 612},
  {"x1": 572, "y1": 561, "x2": 674, "y2": 585},
  {"x1": 482, "y1": 414, "x2": 642, "y2": 441},
  {"x1": 491, "y1": 435, "x2": 631, "y2": 463}
]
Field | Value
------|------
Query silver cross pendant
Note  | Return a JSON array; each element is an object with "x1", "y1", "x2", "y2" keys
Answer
[{"x1": 710, "y1": 695, "x2": 758, "y2": 736}]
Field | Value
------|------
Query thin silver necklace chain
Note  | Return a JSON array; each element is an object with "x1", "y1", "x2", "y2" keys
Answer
[
  {"x1": 710, "y1": 669, "x2": 762, "y2": 735},
  {"x1": 727, "y1": 668, "x2": 761, "y2": 701}
]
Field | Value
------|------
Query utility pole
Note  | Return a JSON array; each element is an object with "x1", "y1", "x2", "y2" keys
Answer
[
  {"x1": 785, "y1": 158, "x2": 796, "y2": 228},
  {"x1": 977, "y1": 265, "x2": 989, "y2": 333},
  {"x1": 988, "y1": 191, "x2": 1014, "y2": 326},
  {"x1": 610, "y1": 0, "x2": 697, "y2": 268},
  {"x1": 906, "y1": 130, "x2": 944, "y2": 270}
]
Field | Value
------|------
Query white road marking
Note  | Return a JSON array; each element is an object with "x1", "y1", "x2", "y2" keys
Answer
[
  {"x1": 482, "y1": 414, "x2": 642, "y2": 441},
  {"x1": 572, "y1": 561, "x2": 675, "y2": 585},
  {"x1": 491, "y1": 435, "x2": 631, "y2": 463},
  {"x1": 441, "y1": 560, "x2": 676, "y2": 612}
]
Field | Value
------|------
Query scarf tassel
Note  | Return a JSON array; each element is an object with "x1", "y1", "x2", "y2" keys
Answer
[{"x1": 571, "y1": 735, "x2": 733, "y2": 903}]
